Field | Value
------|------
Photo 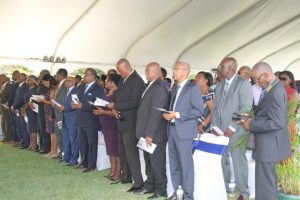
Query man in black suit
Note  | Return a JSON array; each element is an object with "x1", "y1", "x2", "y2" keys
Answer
[
  {"x1": 8, "y1": 70, "x2": 20, "y2": 144},
  {"x1": 72, "y1": 68, "x2": 104, "y2": 172},
  {"x1": 242, "y1": 62, "x2": 291, "y2": 200},
  {"x1": 0, "y1": 75, "x2": 13, "y2": 143},
  {"x1": 107, "y1": 58, "x2": 146, "y2": 192},
  {"x1": 12, "y1": 73, "x2": 29, "y2": 148},
  {"x1": 135, "y1": 62, "x2": 169, "y2": 199}
]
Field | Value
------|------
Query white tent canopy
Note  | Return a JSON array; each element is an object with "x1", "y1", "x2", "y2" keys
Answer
[{"x1": 0, "y1": 0, "x2": 300, "y2": 78}]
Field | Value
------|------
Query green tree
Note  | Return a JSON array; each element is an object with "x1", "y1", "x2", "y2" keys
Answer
[
  {"x1": 70, "y1": 67, "x2": 104, "y2": 77},
  {"x1": 0, "y1": 65, "x2": 35, "y2": 78}
]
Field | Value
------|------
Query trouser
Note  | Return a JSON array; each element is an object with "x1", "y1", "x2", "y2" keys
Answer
[
  {"x1": 222, "y1": 146, "x2": 250, "y2": 198},
  {"x1": 168, "y1": 126, "x2": 194, "y2": 200},
  {"x1": 63, "y1": 114, "x2": 79, "y2": 164},
  {"x1": 37, "y1": 112, "x2": 50, "y2": 151},
  {"x1": 255, "y1": 161, "x2": 276, "y2": 200},
  {"x1": 144, "y1": 141, "x2": 167, "y2": 194},
  {"x1": 118, "y1": 130, "x2": 143, "y2": 187},
  {"x1": 78, "y1": 126, "x2": 98, "y2": 169},
  {"x1": 1, "y1": 108, "x2": 13, "y2": 141}
]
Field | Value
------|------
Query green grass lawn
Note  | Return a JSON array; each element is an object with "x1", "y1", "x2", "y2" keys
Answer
[{"x1": 0, "y1": 143, "x2": 151, "y2": 200}]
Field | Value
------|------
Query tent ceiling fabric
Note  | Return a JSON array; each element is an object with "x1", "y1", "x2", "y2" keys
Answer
[{"x1": 0, "y1": 0, "x2": 299, "y2": 78}]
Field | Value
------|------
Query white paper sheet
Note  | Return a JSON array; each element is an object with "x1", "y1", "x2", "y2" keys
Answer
[{"x1": 137, "y1": 137, "x2": 157, "y2": 154}]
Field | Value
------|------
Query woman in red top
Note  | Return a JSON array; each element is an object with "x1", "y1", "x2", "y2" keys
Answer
[{"x1": 279, "y1": 71, "x2": 299, "y2": 141}]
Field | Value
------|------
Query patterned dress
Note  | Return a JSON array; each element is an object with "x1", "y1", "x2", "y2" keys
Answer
[
  {"x1": 199, "y1": 89, "x2": 215, "y2": 132},
  {"x1": 44, "y1": 90, "x2": 55, "y2": 134}
]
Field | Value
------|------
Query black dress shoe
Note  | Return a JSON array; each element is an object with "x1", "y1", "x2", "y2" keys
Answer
[
  {"x1": 127, "y1": 186, "x2": 143, "y2": 192},
  {"x1": 134, "y1": 188, "x2": 154, "y2": 195},
  {"x1": 165, "y1": 195, "x2": 177, "y2": 200},
  {"x1": 120, "y1": 179, "x2": 132, "y2": 184},
  {"x1": 39, "y1": 150, "x2": 47, "y2": 154},
  {"x1": 148, "y1": 192, "x2": 167, "y2": 199},
  {"x1": 81, "y1": 168, "x2": 95, "y2": 173},
  {"x1": 73, "y1": 164, "x2": 84, "y2": 169}
]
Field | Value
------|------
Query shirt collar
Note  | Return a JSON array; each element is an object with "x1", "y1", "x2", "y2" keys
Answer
[
  {"x1": 58, "y1": 78, "x2": 66, "y2": 89},
  {"x1": 225, "y1": 74, "x2": 236, "y2": 85},
  {"x1": 124, "y1": 70, "x2": 135, "y2": 82},
  {"x1": 86, "y1": 81, "x2": 95, "y2": 88},
  {"x1": 178, "y1": 79, "x2": 189, "y2": 88},
  {"x1": 18, "y1": 81, "x2": 25, "y2": 87}
]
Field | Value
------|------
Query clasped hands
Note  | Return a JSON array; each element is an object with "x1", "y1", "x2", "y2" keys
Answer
[{"x1": 162, "y1": 111, "x2": 176, "y2": 121}]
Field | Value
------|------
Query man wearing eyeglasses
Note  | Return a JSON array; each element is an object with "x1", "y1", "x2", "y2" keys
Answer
[
  {"x1": 211, "y1": 57, "x2": 253, "y2": 200},
  {"x1": 163, "y1": 61, "x2": 203, "y2": 200},
  {"x1": 241, "y1": 62, "x2": 291, "y2": 200}
]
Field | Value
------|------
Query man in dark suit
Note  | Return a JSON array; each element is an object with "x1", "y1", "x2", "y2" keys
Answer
[
  {"x1": 107, "y1": 58, "x2": 146, "y2": 192},
  {"x1": 53, "y1": 68, "x2": 68, "y2": 159},
  {"x1": 0, "y1": 75, "x2": 13, "y2": 143},
  {"x1": 163, "y1": 62, "x2": 204, "y2": 200},
  {"x1": 135, "y1": 62, "x2": 169, "y2": 199},
  {"x1": 58, "y1": 76, "x2": 79, "y2": 166},
  {"x1": 72, "y1": 68, "x2": 104, "y2": 172},
  {"x1": 12, "y1": 73, "x2": 29, "y2": 148},
  {"x1": 242, "y1": 62, "x2": 291, "y2": 200},
  {"x1": 212, "y1": 57, "x2": 253, "y2": 200},
  {"x1": 8, "y1": 70, "x2": 20, "y2": 144}
]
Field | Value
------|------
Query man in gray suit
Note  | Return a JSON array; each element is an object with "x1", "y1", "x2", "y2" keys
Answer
[
  {"x1": 163, "y1": 62, "x2": 203, "y2": 200},
  {"x1": 53, "y1": 68, "x2": 68, "y2": 159},
  {"x1": 211, "y1": 57, "x2": 253, "y2": 200},
  {"x1": 242, "y1": 62, "x2": 291, "y2": 200},
  {"x1": 135, "y1": 62, "x2": 169, "y2": 199}
]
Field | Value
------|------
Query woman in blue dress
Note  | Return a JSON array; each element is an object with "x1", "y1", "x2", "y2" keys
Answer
[
  {"x1": 195, "y1": 71, "x2": 215, "y2": 133},
  {"x1": 23, "y1": 75, "x2": 39, "y2": 151}
]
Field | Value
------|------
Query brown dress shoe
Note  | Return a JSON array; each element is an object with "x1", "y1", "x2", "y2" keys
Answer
[{"x1": 237, "y1": 194, "x2": 245, "y2": 200}]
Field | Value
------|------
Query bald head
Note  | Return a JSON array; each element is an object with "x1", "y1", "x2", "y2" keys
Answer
[
  {"x1": 238, "y1": 65, "x2": 251, "y2": 80},
  {"x1": 220, "y1": 57, "x2": 238, "y2": 80},
  {"x1": 252, "y1": 62, "x2": 273, "y2": 74},
  {"x1": 145, "y1": 62, "x2": 161, "y2": 82},
  {"x1": 173, "y1": 61, "x2": 191, "y2": 83},
  {"x1": 116, "y1": 58, "x2": 133, "y2": 78},
  {"x1": 251, "y1": 62, "x2": 275, "y2": 88}
]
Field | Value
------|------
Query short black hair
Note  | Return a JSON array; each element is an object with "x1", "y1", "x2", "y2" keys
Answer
[
  {"x1": 101, "y1": 74, "x2": 107, "y2": 82},
  {"x1": 75, "y1": 75, "x2": 82, "y2": 81},
  {"x1": 108, "y1": 74, "x2": 121, "y2": 86},
  {"x1": 197, "y1": 71, "x2": 214, "y2": 86},
  {"x1": 42, "y1": 74, "x2": 58, "y2": 86},
  {"x1": 56, "y1": 68, "x2": 68, "y2": 78},
  {"x1": 161, "y1": 67, "x2": 167, "y2": 78}
]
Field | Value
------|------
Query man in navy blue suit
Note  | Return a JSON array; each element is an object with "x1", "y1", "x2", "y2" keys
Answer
[
  {"x1": 12, "y1": 73, "x2": 29, "y2": 148},
  {"x1": 72, "y1": 68, "x2": 104, "y2": 172},
  {"x1": 58, "y1": 77, "x2": 79, "y2": 166}
]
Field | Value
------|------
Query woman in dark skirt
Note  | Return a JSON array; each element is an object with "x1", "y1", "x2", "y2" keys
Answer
[
  {"x1": 23, "y1": 75, "x2": 39, "y2": 151},
  {"x1": 94, "y1": 74, "x2": 121, "y2": 181}
]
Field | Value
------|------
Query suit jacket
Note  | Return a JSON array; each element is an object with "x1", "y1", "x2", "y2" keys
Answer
[
  {"x1": 115, "y1": 70, "x2": 146, "y2": 132},
  {"x1": 74, "y1": 82, "x2": 104, "y2": 128},
  {"x1": 8, "y1": 81, "x2": 19, "y2": 107},
  {"x1": 63, "y1": 87, "x2": 77, "y2": 124},
  {"x1": 12, "y1": 82, "x2": 29, "y2": 110},
  {"x1": 170, "y1": 81, "x2": 204, "y2": 140},
  {"x1": 250, "y1": 80, "x2": 291, "y2": 162},
  {"x1": 136, "y1": 79, "x2": 169, "y2": 142},
  {"x1": 211, "y1": 75, "x2": 253, "y2": 146},
  {"x1": 54, "y1": 80, "x2": 68, "y2": 121},
  {"x1": 0, "y1": 81, "x2": 12, "y2": 104}
]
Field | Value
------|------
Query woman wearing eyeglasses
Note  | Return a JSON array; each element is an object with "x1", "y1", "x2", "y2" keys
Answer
[{"x1": 279, "y1": 70, "x2": 299, "y2": 141}]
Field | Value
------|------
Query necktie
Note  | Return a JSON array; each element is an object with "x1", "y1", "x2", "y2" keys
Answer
[
  {"x1": 170, "y1": 85, "x2": 180, "y2": 111},
  {"x1": 224, "y1": 81, "x2": 229, "y2": 94},
  {"x1": 84, "y1": 84, "x2": 88, "y2": 94},
  {"x1": 259, "y1": 89, "x2": 266, "y2": 102}
]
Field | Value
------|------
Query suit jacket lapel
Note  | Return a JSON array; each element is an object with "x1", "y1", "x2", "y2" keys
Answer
[
  {"x1": 175, "y1": 81, "x2": 190, "y2": 107},
  {"x1": 84, "y1": 82, "x2": 96, "y2": 97},
  {"x1": 140, "y1": 79, "x2": 159, "y2": 104}
]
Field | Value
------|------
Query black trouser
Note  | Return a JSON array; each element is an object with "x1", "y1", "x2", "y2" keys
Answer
[
  {"x1": 144, "y1": 141, "x2": 167, "y2": 194},
  {"x1": 118, "y1": 130, "x2": 143, "y2": 187},
  {"x1": 37, "y1": 111, "x2": 50, "y2": 151},
  {"x1": 1, "y1": 108, "x2": 13, "y2": 141},
  {"x1": 78, "y1": 126, "x2": 98, "y2": 169}
]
